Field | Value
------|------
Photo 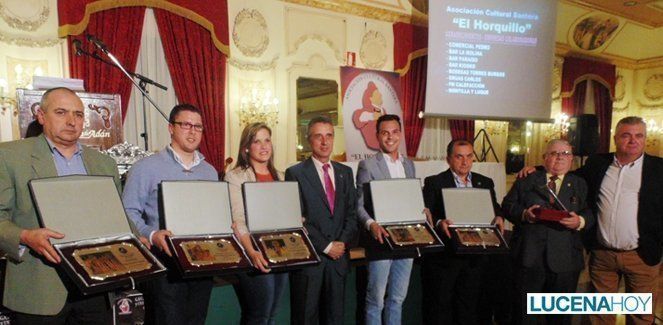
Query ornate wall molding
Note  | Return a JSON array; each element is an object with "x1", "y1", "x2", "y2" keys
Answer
[
  {"x1": 643, "y1": 74, "x2": 663, "y2": 101},
  {"x1": 359, "y1": 30, "x2": 387, "y2": 69},
  {"x1": 0, "y1": 0, "x2": 49, "y2": 31},
  {"x1": 285, "y1": 6, "x2": 346, "y2": 63},
  {"x1": 0, "y1": 32, "x2": 61, "y2": 47},
  {"x1": 292, "y1": 34, "x2": 344, "y2": 63},
  {"x1": 614, "y1": 74, "x2": 625, "y2": 102},
  {"x1": 637, "y1": 99, "x2": 662, "y2": 110},
  {"x1": 551, "y1": 56, "x2": 563, "y2": 100},
  {"x1": 232, "y1": 8, "x2": 269, "y2": 57},
  {"x1": 228, "y1": 55, "x2": 279, "y2": 71}
]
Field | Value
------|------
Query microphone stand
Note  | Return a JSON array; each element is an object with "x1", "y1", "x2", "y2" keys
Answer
[{"x1": 79, "y1": 40, "x2": 168, "y2": 151}]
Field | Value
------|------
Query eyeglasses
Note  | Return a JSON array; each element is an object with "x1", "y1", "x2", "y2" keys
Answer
[
  {"x1": 172, "y1": 122, "x2": 204, "y2": 132},
  {"x1": 547, "y1": 151, "x2": 572, "y2": 157}
]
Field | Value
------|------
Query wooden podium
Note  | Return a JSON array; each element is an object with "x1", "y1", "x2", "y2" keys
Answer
[{"x1": 16, "y1": 89, "x2": 123, "y2": 150}]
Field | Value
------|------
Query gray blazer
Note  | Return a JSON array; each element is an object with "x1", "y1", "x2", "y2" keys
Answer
[
  {"x1": 0, "y1": 135, "x2": 120, "y2": 315},
  {"x1": 356, "y1": 153, "x2": 416, "y2": 226}
]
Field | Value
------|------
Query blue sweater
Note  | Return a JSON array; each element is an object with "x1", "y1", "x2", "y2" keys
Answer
[{"x1": 122, "y1": 148, "x2": 218, "y2": 238}]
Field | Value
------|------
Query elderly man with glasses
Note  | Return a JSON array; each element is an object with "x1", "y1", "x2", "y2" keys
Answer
[
  {"x1": 502, "y1": 139, "x2": 594, "y2": 325},
  {"x1": 122, "y1": 104, "x2": 217, "y2": 325}
]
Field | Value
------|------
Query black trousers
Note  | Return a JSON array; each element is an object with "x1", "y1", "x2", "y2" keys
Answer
[
  {"x1": 290, "y1": 260, "x2": 347, "y2": 325},
  {"x1": 149, "y1": 275, "x2": 213, "y2": 325},
  {"x1": 421, "y1": 254, "x2": 485, "y2": 325},
  {"x1": 14, "y1": 294, "x2": 111, "y2": 325},
  {"x1": 513, "y1": 265, "x2": 579, "y2": 325}
]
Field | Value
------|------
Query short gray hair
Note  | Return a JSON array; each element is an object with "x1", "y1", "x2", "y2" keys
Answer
[
  {"x1": 306, "y1": 116, "x2": 334, "y2": 138},
  {"x1": 544, "y1": 139, "x2": 572, "y2": 154},
  {"x1": 40, "y1": 87, "x2": 78, "y2": 112},
  {"x1": 616, "y1": 116, "x2": 646, "y2": 137}
]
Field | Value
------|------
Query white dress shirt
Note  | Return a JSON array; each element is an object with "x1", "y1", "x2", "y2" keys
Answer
[
  {"x1": 365, "y1": 153, "x2": 406, "y2": 229},
  {"x1": 597, "y1": 154, "x2": 643, "y2": 250},
  {"x1": 312, "y1": 156, "x2": 335, "y2": 191}
]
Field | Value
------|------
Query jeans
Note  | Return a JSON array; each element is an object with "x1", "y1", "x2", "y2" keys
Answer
[
  {"x1": 234, "y1": 272, "x2": 288, "y2": 325},
  {"x1": 365, "y1": 258, "x2": 413, "y2": 325}
]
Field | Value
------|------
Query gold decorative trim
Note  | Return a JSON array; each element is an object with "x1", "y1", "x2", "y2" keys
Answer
[
  {"x1": 359, "y1": 30, "x2": 387, "y2": 69},
  {"x1": 613, "y1": 101, "x2": 630, "y2": 112},
  {"x1": 0, "y1": 32, "x2": 61, "y2": 47},
  {"x1": 57, "y1": 0, "x2": 229, "y2": 56},
  {"x1": 560, "y1": 74, "x2": 614, "y2": 99},
  {"x1": 362, "y1": 0, "x2": 405, "y2": 11},
  {"x1": 293, "y1": 34, "x2": 344, "y2": 63},
  {"x1": 279, "y1": 0, "x2": 427, "y2": 26},
  {"x1": 228, "y1": 56, "x2": 279, "y2": 71},
  {"x1": 614, "y1": 74, "x2": 625, "y2": 102},
  {"x1": 643, "y1": 74, "x2": 663, "y2": 101},
  {"x1": 552, "y1": 56, "x2": 563, "y2": 99},
  {"x1": 0, "y1": 0, "x2": 49, "y2": 31},
  {"x1": 555, "y1": 42, "x2": 663, "y2": 70},
  {"x1": 561, "y1": 0, "x2": 662, "y2": 29},
  {"x1": 566, "y1": 12, "x2": 623, "y2": 53},
  {"x1": 637, "y1": 99, "x2": 663, "y2": 109},
  {"x1": 232, "y1": 9, "x2": 269, "y2": 57},
  {"x1": 395, "y1": 48, "x2": 427, "y2": 76}
]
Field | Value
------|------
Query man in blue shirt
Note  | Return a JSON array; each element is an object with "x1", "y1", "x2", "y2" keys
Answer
[{"x1": 123, "y1": 104, "x2": 218, "y2": 325}]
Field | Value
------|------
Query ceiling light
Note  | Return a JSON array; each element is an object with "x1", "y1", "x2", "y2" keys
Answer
[{"x1": 623, "y1": 1, "x2": 638, "y2": 6}]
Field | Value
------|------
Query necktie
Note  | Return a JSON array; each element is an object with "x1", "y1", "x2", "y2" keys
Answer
[
  {"x1": 548, "y1": 175, "x2": 558, "y2": 205},
  {"x1": 322, "y1": 163, "x2": 335, "y2": 215}
]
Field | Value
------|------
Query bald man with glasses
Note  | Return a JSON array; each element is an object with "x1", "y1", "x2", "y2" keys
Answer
[{"x1": 503, "y1": 139, "x2": 593, "y2": 325}]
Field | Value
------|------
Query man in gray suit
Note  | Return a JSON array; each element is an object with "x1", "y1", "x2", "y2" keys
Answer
[
  {"x1": 502, "y1": 139, "x2": 594, "y2": 325},
  {"x1": 286, "y1": 116, "x2": 357, "y2": 324},
  {"x1": 0, "y1": 88, "x2": 120, "y2": 323},
  {"x1": 356, "y1": 115, "x2": 418, "y2": 325}
]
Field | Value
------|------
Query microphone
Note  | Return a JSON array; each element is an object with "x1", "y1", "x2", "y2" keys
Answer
[
  {"x1": 86, "y1": 34, "x2": 108, "y2": 52},
  {"x1": 72, "y1": 39, "x2": 83, "y2": 56}
]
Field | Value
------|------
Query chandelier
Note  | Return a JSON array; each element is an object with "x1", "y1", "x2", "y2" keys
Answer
[
  {"x1": 238, "y1": 87, "x2": 279, "y2": 126},
  {"x1": 543, "y1": 113, "x2": 570, "y2": 142}
]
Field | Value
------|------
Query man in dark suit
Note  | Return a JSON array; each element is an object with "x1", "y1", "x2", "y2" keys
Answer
[
  {"x1": 421, "y1": 139, "x2": 503, "y2": 325},
  {"x1": 285, "y1": 116, "x2": 357, "y2": 325},
  {"x1": 503, "y1": 139, "x2": 594, "y2": 325},
  {"x1": 575, "y1": 116, "x2": 662, "y2": 325}
]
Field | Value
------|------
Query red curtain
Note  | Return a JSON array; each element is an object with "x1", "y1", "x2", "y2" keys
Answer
[
  {"x1": 400, "y1": 56, "x2": 427, "y2": 157},
  {"x1": 68, "y1": 7, "x2": 146, "y2": 118},
  {"x1": 449, "y1": 120, "x2": 475, "y2": 141},
  {"x1": 58, "y1": 0, "x2": 229, "y2": 55},
  {"x1": 562, "y1": 80, "x2": 587, "y2": 117},
  {"x1": 394, "y1": 22, "x2": 428, "y2": 157},
  {"x1": 593, "y1": 81, "x2": 612, "y2": 153},
  {"x1": 154, "y1": 9, "x2": 226, "y2": 171},
  {"x1": 561, "y1": 57, "x2": 615, "y2": 152}
]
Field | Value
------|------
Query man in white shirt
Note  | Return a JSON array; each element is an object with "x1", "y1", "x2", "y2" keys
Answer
[
  {"x1": 355, "y1": 115, "x2": 418, "y2": 325},
  {"x1": 573, "y1": 116, "x2": 662, "y2": 325}
]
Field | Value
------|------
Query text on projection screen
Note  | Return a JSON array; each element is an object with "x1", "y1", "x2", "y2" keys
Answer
[{"x1": 424, "y1": 0, "x2": 556, "y2": 121}]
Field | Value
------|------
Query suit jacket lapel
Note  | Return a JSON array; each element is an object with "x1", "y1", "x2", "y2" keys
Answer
[
  {"x1": 557, "y1": 174, "x2": 573, "y2": 208},
  {"x1": 332, "y1": 162, "x2": 344, "y2": 216},
  {"x1": 82, "y1": 146, "x2": 100, "y2": 175},
  {"x1": 404, "y1": 159, "x2": 415, "y2": 179},
  {"x1": 31, "y1": 135, "x2": 57, "y2": 178},
  {"x1": 375, "y1": 153, "x2": 391, "y2": 180},
  {"x1": 302, "y1": 159, "x2": 331, "y2": 211}
]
